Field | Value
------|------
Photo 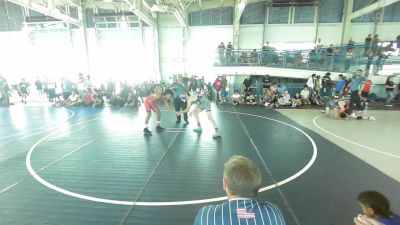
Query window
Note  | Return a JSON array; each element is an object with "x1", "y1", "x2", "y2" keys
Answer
[
  {"x1": 319, "y1": 0, "x2": 344, "y2": 23},
  {"x1": 188, "y1": 7, "x2": 233, "y2": 26},
  {"x1": 383, "y1": 1, "x2": 400, "y2": 22},
  {"x1": 352, "y1": 0, "x2": 373, "y2": 22},
  {"x1": 0, "y1": 1, "x2": 24, "y2": 31},
  {"x1": 294, "y1": 6, "x2": 315, "y2": 23},
  {"x1": 268, "y1": 6, "x2": 289, "y2": 24},
  {"x1": 241, "y1": 2, "x2": 265, "y2": 24}
]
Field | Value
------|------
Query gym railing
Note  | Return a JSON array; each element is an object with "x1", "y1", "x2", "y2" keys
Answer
[{"x1": 215, "y1": 42, "x2": 400, "y2": 76}]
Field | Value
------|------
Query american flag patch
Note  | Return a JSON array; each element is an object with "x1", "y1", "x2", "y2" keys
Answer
[{"x1": 237, "y1": 208, "x2": 255, "y2": 219}]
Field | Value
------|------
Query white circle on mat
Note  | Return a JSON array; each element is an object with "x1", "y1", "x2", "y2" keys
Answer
[{"x1": 26, "y1": 111, "x2": 318, "y2": 206}]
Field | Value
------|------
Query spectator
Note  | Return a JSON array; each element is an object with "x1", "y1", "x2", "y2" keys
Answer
[
  {"x1": 62, "y1": 77, "x2": 74, "y2": 101},
  {"x1": 360, "y1": 75, "x2": 372, "y2": 110},
  {"x1": 300, "y1": 85, "x2": 311, "y2": 105},
  {"x1": 193, "y1": 155, "x2": 286, "y2": 225},
  {"x1": 231, "y1": 90, "x2": 241, "y2": 106},
  {"x1": 218, "y1": 42, "x2": 226, "y2": 65},
  {"x1": 92, "y1": 91, "x2": 104, "y2": 108},
  {"x1": 311, "y1": 90, "x2": 323, "y2": 106},
  {"x1": 365, "y1": 34, "x2": 372, "y2": 54},
  {"x1": 242, "y1": 76, "x2": 252, "y2": 92},
  {"x1": 244, "y1": 92, "x2": 257, "y2": 106},
  {"x1": 262, "y1": 75, "x2": 271, "y2": 94},
  {"x1": 226, "y1": 42, "x2": 233, "y2": 65},
  {"x1": 347, "y1": 38, "x2": 355, "y2": 53},
  {"x1": 372, "y1": 34, "x2": 380, "y2": 55},
  {"x1": 335, "y1": 74, "x2": 346, "y2": 95},
  {"x1": 66, "y1": 90, "x2": 80, "y2": 106},
  {"x1": 35, "y1": 76, "x2": 43, "y2": 98},
  {"x1": 307, "y1": 74, "x2": 317, "y2": 92},
  {"x1": 277, "y1": 83, "x2": 287, "y2": 95},
  {"x1": 263, "y1": 89, "x2": 274, "y2": 107},
  {"x1": 291, "y1": 93, "x2": 302, "y2": 108},
  {"x1": 84, "y1": 88, "x2": 94, "y2": 106},
  {"x1": 278, "y1": 90, "x2": 291, "y2": 106},
  {"x1": 46, "y1": 78, "x2": 57, "y2": 102},
  {"x1": 396, "y1": 35, "x2": 400, "y2": 53},
  {"x1": 18, "y1": 78, "x2": 29, "y2": 104},
  {"x1": 171, "y1": 74, "x2": 189, "y2": 125},
  {"x1": 213, "y1": 76, "x2": 222, "y2": 104},
  {"x1": 198, "y1": 76, "x2": 205, "y2": 91},
  {"x1": 315, "y1": 75, "x2": 321, "y2": 94},
  {"x1": 321, "y1": 72, "x2": 334, "y2": 101},
  {"x1": 385, "y1": 76, "x2": 395, "y2": 107},
  {"x1": 354, "y1": 191, "x2": 400, "y2": 225},
  {"x1": 250, "y1": 49, "x2": 257, "y2": 64},
  {"x1": 77, "y1": 73, "x2": 86, "y2": 98},
  {"x1": 346, "y1": 69, "x2": 365, "y2": 112},
  {"x1": 0, "y1": 74, "x2": 10, "y2": 106}
]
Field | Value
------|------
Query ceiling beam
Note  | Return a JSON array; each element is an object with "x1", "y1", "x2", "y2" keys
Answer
[
  {"x1": 350, "y1": 0, "x2": 400, "y2": 20},
  {"x1": 124, "y1": 0, "x2": 156, "y2": 27},
  {"x1": 8, "y1": 0, "x2": 82, "y2": 26}
]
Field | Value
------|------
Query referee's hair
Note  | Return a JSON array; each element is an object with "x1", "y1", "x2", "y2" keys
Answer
[
  {"x1": 223, "y1": 155, "x2": 262, "y2": 198},
  {"x1": 163, "y1": 89, "x2": 174, "y2": 97}
]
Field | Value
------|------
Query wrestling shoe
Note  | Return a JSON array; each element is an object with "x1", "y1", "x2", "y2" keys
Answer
[
  {"x1": 212, "y1": 130, "x2": 222, "y2": 139},
  {"x1": 143, "y1": 128, "x2": 152, "y2": 135},
  {"x1": 156, "y1": 126, "x2": 165, "y2": 132},
  {"x1": 184, "y1": 120, "x2": 189, "y2": 125},
  {"x1": 368, "y1": 116, "x2": 376, "y2": 121},
  {"x1": 193, "y1": 127, "x2": 202, "y2": 133},
  {"x1": 175, "y1": 119, "x2": 181, "y2": 124}
]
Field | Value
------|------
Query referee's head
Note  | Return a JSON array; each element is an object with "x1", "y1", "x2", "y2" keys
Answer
[{"x1": 223, "y1": 155, "x2": 262, "y2": 199}]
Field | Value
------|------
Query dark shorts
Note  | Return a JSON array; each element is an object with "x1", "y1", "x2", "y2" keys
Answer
[{"x1": 361, "y1": 91, "x2": 369, "y2": 98}]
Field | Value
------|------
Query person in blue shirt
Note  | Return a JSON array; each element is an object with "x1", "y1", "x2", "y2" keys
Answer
[
  {"x1": 354, "y1": 191, "x2": 400, "y2": 225},
  {"x1": 193, "y1": 155, "x2": 286, "y2": 225},
  {"x1": 335, "y1": 74, "x2": 346, "y2": 95},
  {"x1": 345, "y1": 69, "x2": 365, "y2": 112},
  {"x1": 171, "y1": 74, "x2": 189, "y2": 125}
]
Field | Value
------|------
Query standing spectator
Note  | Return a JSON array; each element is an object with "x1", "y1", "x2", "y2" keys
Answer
[
  {"x1": 262, "y1": 75, "x2": 270, "y2": 94},
  {"x1": 307, "y1": 74, "x2": 317, "y2": 92},
  {"x1": 315, "y1": 75, "x2": 321, "y2": 95},
  {"x1": 250, "y1": 49, "x2": 257, "y2": 64},
  {"x1": 372, "y1": 34, "x2": 380, "y2": 55},
  {"x1": 0, "y1": 74, "x2": 9, "y2": 106},
  {"x1": 35, "y1": 77, "x2": 43, "y2": 98},
  {"x1": 360, "y1": 74, "x2": 372, "y2": 111},
  {"x1": 354, "y1": 191, "x2": 400, "y2": 225},
  {"x1": 365, "y1": 34, "x2": 372, "y2": 54},
  {"x1": 19, "y1": 78, "x2": 29, "y2": 104},
  {"x1": 213, "y1": 76, "x2": 222, "y2": 103},
  {"x1": 193, "y1": 155, "x2": 285, "y2": 225},
  {"x1": 347, "y1": 38, "x2": 355, "y2": 54},
  {"x1": 335, "y1": 74, "x2": 346, "y2": 95},
  {"x1": 77, "y1": 73, "x2": 86, "y2": 98},
  {"x1": 226, "y1": 42, "x2": 233, "y2": 65},
  {"x1": 396, "y1": 35, "x2": 400, "y2": 53},
  {"x1": 46, "y1": 78, "x2": 57, "y2": 102},
  {"x1": 385, "y1": 76, "x2": 395, "y2": 107},
  {"x1": 198, "y1": 76, "x2": 205, "y2": 91},
  {"x1": 242, "y1": 76, "x2": 252, "y2": 92},
  {"x1": 321, "y1": 72, "x2": 334, "y2": 102},
  {"x1": 62, "y1": 77, "x2": 74, "y2": 101},
  {"x1": 171, "y1": 74, "x2": 189, "y2": 125},
  {"x1": 346, "y1": 69, "x2": 365, "y2": 112},
  {"x1": 217, "y1": 42, "x2": 226, "y2": 66}
]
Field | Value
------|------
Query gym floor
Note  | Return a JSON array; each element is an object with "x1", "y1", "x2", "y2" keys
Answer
[{"x1": 0, "y1": 104, "x2": 399, "y2": 225}]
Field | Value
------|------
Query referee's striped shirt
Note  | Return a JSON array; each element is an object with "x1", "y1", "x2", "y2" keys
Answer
[{"x1": 194, "y1": 199, "x2": 286, "y2": 225}]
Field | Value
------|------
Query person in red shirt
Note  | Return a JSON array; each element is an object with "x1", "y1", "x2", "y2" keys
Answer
[
  {"x1": 213, "y1": 76, "x2": 222, "y2": 104},
  {"x1": 360, "y1": 75, "x2": 372, "y2": 111}
]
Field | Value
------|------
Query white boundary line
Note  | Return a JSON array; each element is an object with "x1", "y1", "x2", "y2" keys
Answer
[
  {"x1": 25, "y1": 112, "x2": 318, "y2": 206},
  {"x1": 0, "y1": 109, "x2": 75, "y2": 140},
  {"x1": 313, "y1": 115, "x2": 400, "y2": 159}
]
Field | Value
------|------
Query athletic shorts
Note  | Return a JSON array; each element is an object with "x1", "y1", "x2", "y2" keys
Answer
[
  {"x1": 144, "y1": 96, "x2": 159, "y2": 112},
  {"x1": 198, "y1": 97, "x2": 211, "y2": 112},
  {"x1": 361, "y1": 91, "x2": 369, "y2": 98}
]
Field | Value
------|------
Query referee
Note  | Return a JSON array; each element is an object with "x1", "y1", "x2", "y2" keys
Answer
[{"x1": 193, "y1": 156, "x2": 286, "y2": 225}]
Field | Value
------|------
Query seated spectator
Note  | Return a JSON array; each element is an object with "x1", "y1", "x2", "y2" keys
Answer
[
  {"x1": 311, "y1": 90, "x2": 323, "y2": 106},
  {"x1": 291, "y1": 93, "x2": 302, "y2": 108},
  {"x1": 92, "y1": 92, "x2": 104, "y2": 108},
  {"x1": 263, "y1": 89, "x2": 274, "y2": 107},
  {"x1": 244, "y1": 92, "x2": 257, "y2": 106},
  {"x1": 193, "y1": 155, "x2": 286, "y2": 225},
  {"x1": 66, "y1": 90, "x2": 80, "y2": 106},
  {"x1": 278, "y1": 90, "x2": 291, "y2": 106},
  {"x1": 126, "y1": 89, "x2": 140, "y2": 107},
  {"x1": 300, "y1": 85, "x2": 311, "y2": 105},
  {"x1": 277, "y1": 84, "x2": 287, "y2": 95},
  {"x1": 354, "y1": 191, "x2": 400, "y2": 225},
  {"x1": 109, "y1": 94, "x2": 125, "y2": 107},
  {"x1": 231, "y1": 90, "x2": 241, "y2": 106},
  {"x1": 84, "y1": 88, "x2": 94, "y2": 106}
]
